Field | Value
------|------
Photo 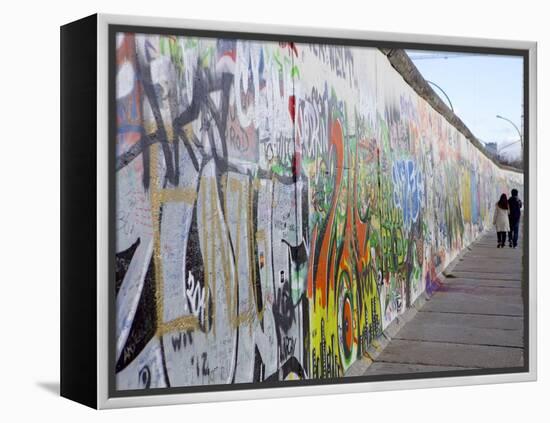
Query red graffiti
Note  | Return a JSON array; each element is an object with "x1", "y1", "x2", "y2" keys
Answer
[
  {"x1": 279, "y1": 42, "x2": 299, "y2": 56},
  {"x1": 307, "y1": 119, "x2": 345, "y2": 308},
  {"x1": 288, "y1": 95, "x2": 296, "y2": 123}
]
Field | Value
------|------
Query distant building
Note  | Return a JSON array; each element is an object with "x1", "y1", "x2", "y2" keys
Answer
[{"x1": 484, "y1": 142, "x2": 498, "y2": 157}]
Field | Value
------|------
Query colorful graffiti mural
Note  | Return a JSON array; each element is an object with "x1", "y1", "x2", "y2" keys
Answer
[{"x1": 113, "y1": 33, "x2": 524, "y2": 389}]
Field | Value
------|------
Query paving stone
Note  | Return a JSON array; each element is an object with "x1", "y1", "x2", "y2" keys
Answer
[
  {"x1": 393, "y1": 320, "x2": 524, "y2": 347},
  {"x1": 452, "y1": 263, "x2": 521, "y2": 274},
  {"x1": 412, "y1": 311, "x2": 523, "y2": 330},
  {"x1": 433, "y1": 286, "x2": 524, "y2": 305},
  {"x1": 443, "y1": 277, "x2": 522, "y2": 289},
  {"x1": 376, "y1": 339, "x2": 523, "y2": 368},
  {"x1": 447, "y1": 271, "x2": 522, "y2": 281},
  {"x1": 363, "y1": 362, "x2": 472, "y2": 376},
  {"x1": 422, "y1": 292, "x2": 523, "y2": 315}
]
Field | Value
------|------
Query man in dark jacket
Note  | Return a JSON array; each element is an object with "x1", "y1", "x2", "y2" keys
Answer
[{"x1": 508, "y1": 189, "x2": 522, "y2": 248}]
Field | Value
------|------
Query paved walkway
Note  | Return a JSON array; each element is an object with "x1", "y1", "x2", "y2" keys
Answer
[{"x1": 355, "y1": 230, "x2": 524, "y2": 375}]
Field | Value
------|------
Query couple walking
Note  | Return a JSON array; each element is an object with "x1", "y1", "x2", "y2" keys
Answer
[{"x1": 493, "y1": 188, "x2": 522, "y2": 248}]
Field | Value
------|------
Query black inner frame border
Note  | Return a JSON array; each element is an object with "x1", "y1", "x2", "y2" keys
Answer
[{"x1": 108, "y1": 23, "x2": 530, "y2": 399}]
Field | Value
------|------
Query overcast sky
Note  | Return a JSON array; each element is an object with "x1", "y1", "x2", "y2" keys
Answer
[{"x1": 406, "y1": 50, "x2": 524, "y2": 159}]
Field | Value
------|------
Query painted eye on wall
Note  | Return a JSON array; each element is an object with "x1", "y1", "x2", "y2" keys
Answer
[{"x1": 337, "y1": 271, "x2": 354, "y2": 365}]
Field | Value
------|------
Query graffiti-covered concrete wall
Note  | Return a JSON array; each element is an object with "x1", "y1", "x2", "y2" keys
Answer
[{"x1": 114, "y1": 33, "x2": 523, "y2": 389}]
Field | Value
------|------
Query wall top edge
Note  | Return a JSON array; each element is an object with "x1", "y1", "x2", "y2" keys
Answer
[{"x1": 380, "y1": 48, "x2": 525, "y2": 174}]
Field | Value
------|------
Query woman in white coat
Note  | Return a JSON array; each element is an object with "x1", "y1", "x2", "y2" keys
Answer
[{"x1": 493, "y1": 193, "x2": 510, "y2": 248}]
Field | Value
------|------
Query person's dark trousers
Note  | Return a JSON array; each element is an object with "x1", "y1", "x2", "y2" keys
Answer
[
  {"x1": 508, "y1": 219, "x2": 520, "y2": 247},
  {"x1": 497, "y1": 231, "x2": 506, "y2": 247}
]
